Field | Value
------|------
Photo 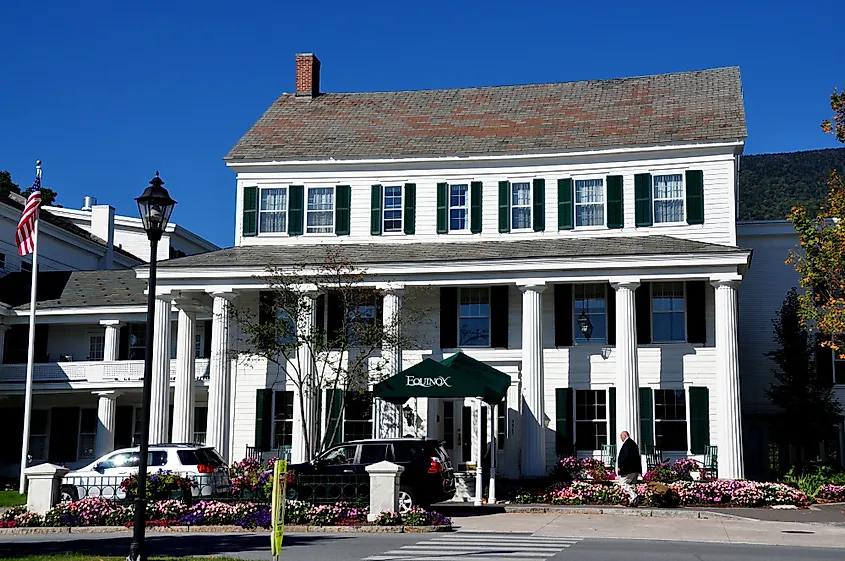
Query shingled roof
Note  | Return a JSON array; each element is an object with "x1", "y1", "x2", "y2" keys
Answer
[
  {"x1": 159, "y1": 236, "x2": 747, "y2": 269},
  {"x1": 226, "y1": 66, "x2": 746, "y2": 162},
  {"x1": 0, "y1": 269, "x2": 146, "y2": 310}
]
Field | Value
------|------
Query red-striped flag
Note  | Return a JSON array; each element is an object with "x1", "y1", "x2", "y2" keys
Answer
[{"x1": 16, "y1": 175, "x2": 42, "y2": 256}]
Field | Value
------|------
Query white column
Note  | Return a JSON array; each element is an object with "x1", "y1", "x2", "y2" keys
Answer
[
  {"x1": 519, "y1": 283, "x2": 546, "y2": 477},
  {"x1": 149, "y1": 295, "x2": 172, "y2": 444},
  {"x1": 100, "y1": 320, "x2": 121, "y2": 362},
  {"x1": 294, "y1": 292, "x2": 319, "y2": 463},
  {"x1": 94, "y1": 391, "x2": 120, "y2": 458},
  {"x1": 379, "y1": 287, "x2": 404, "y2": 439},
  {"x1": 207, "y1": 292, "x2": 235, "y2": 461},
  {"x1": 474, "y1": 398, "x2": 483, "y2": 506},
  {"x1": 712, "y1": 278, "x2": 744, "y2": 480},
  {"x1": 489, "y1": 402, "x2": 497, "y2": 504},
  {"x1": 611, "y1": 280, "x2": 641, "y2": 447},
  {"x1": 0, "y1": 325, "x2": 9, "y2": 365},
  {"x1": 172, "y1": 306, "x2": 197, "y2": 443}
]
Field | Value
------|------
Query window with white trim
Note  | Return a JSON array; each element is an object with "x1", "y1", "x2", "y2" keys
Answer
[
  {"x1": 652, "y1": 282, "x2": 685, "y2": 342},
  {"x1": 832, "y1": 335, "x2": 845, "y2": 385},
  {"x1": 0, "y1": 252, "x2": 5, "y2": 271},
  {"x1": 383, "y1": 186, "x2": 403, "y2": 232},
  {"x1": 449, "y1": 184, "x2": 469, "y2": 231},
  {"x1": 78, "y1": 408, "x2": 97, "y2": 459},
  {"x1": 575, "y1": 390, "x2": 608, "y2": 451},
  {"x1": 458, "y1": 287, "x2": 490, "y2": 347},
  {"x1": 653, "y1": 174, "x2": 684, "y2": 223},
  {"x1": 129, "y1": 323, "x2": 146, "y2": 360},
  {"x1": 21, "y1": 261, "x2": 32, "y2": 273},
  {"x1": 273, "y1": 391, "x2": 294, "y2": 448},
  {"x1": 574, "y1": 178, "x2": 605, "y2": 227},
  {"x1": 306, "y1": 187, "x2": 334, "y2": 233},
  {"x1": 344, "y1": 391, "x2": 373, "y2": 441},
  {"x1": 194, "y1": 406, "x2": 207, "y2": 445},
  {"x1": 573, "y1": 284, "x2": 607, "y2": 343},
  {"x1": 259, "y1": 187, "x2": 287, "y2": 233},
  {"x1": 654, "y1": 389, "x2": 688, "y2": 451},
  {"x1": 511, "y1": 182, "x2": 532, "y2": 230},
  {"x1": 29, "y1": 409, "x2": 48, "y2": 461},
  {"x1": 88, "y1": 333, "x2": 105, "y2": 361},
  {"x1": 195, "y1": 333, "x2": 204, "y2": 359}
]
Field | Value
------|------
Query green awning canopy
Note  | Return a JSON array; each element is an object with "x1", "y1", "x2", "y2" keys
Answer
[{"x1": 373, "y1": 352, "x2": 511, "y2": 405}]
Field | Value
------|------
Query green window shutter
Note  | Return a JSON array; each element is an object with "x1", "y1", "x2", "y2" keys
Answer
[
  {"x1": 242, "y1": 186, "x2": 258, "y2": 237},
  {"x1": 288, "y1": 185, "x2": 304, "y2": 236},
  {"x1": 686, "y1": 281, "x2": 706, "y2": 344},
  {"x1": 498, "y1": 181, "x2": 510, "y2": 233},
  {"x1": 325, "y1": 389, "x2": 344, "y2": 447},
  {"x1": 489, "y1": 286, "x2": 509, "y2": 348},
  {"x1": 335, "y1": 185, "x2": 351, "y2": 235},
  {"x1": 371, "y1": 184, "x2": 383, "y2": 236},
  {"x1": 639, "y1": 387, "x2": 654, "y2": 452},
  {"x1": 532, "y1": 178, "x2": 545, "y2": 232},
  {"x1": 685, "y1": 170, "x2": 704, "y2": 225},
  {"x1": 403, "y1": 183, "x2": 416, "y2": 235},
  {"x1": 470, "y1": 181, "x2": 483, "y2": 233},
  {"x1": 635, "y1": 282, "x2": 652, "y2": 345},
  {"x1": 255, "y1": 389, "x2": 272, "y2": 451},
  {"x1": 555, "y1": 387, "x2": 574, "y2": 455},
  {"x1": 634, "y1": 173, "x2": 653, "y2": 227},
  {"x1": 609, "y1": 387, "x2": 617, "y2": 441},
  {"x1": 436, "y1": 183, "x2": 448, "y2": 234},
  {"x1": 558, "y1": 178, "x2": 573, "y2": 230},
  {"x1": 554, "y1": 284, "x2": 573, "y2": 347},
  {"x1": 606, "y1": 175, "x2": 624, "y2": 229},
  {"x1": 440, "y1": 288, "x2": 458, "y2": 348},
  {"x1": 689, "y1": 387, "x2": 710, "y2": 454},
  {"x1": 607, "y1": 284, "x2": 616, "y2": 345}
]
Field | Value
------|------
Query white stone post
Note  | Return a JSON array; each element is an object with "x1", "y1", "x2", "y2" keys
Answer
[
  {"x1": 100, "y1": 320, "x2": 122, "y2": 362},
  {"x1": 519, "y1": 283, "x2": 546, "y2": 477},
  {"x1": 366, "y1": 461, "x2": 405, "y2": 521},
  {"x1": 294, "y1": 291, "x2": 319, "y2": 463},
  {"x1": 489, "y1": 402, "x2": 497, "y2": 504},
  {"x1": 172, "y1": 306, "x2": 197, "y2": 443},
  {"x1": 24, "y1": 463, "x2": 69, "y2": 515},
  {"x1": 0, "y1": 325, "x2": 8, "y2": 365},
  {"x1": 149, "y1": 295, "x2": 173, "y2": 444},
  {"x1": 712, "y1": 278, "x2": 744, "y2": 479},
  {"x1": 612, "y1": 280, "x2": 641, "y2": 448},
  {"x1": 207, "y1": 292, "x2": 235, "y2": 461},
  {"x1": 94, "y1": 391, "x2": 120, "y2": 458},
  {"x1": 379, "y1": 287, "x2": 404, "y2": 439}
]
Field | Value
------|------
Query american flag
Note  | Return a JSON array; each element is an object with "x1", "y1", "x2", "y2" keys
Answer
[{"x1": 16, "y1": 174, "x2": 42, "y2": 257}]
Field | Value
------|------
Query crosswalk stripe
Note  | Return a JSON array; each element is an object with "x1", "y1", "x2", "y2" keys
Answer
[
  {"x1": 396, "y1": 544, "x2": 568, "y2": 552},
  {"x1": 362, "y1": 533, "x2": 581, "y2": 561},
  {"x1": 428, "y1": 537, "x2": 580, "y2": 545},
  {"x1": 365, "y1": 557, "x2": 559, "y2": 561},
  {"x1": 372, "y1": 553, "x2": 557, "y2": 559}
]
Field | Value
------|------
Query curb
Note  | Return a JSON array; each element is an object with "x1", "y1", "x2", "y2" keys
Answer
[
  {"x1": 0, "y1": 524, "x2": 452, "y2": 536},
  {"x1": 500, "y1": 505, "x2": 747, "y2": 520}
]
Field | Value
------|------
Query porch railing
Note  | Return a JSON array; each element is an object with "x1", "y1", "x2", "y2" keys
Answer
[
  {"x1": 0, "y1": 359, "x2": 211, "y2": 384},
  {"x1": 245, "y1": 445, "x2": 292, "y2": 462}
]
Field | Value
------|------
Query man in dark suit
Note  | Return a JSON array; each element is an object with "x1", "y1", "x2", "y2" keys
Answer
[{"x1": 616, "y1": 431, "x2": 641, "y2": 506}]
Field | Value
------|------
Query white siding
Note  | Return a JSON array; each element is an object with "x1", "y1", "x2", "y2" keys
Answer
[
  {"x1": 0, "y1": 213, "x2": 104, "y2": 274},
  {"x1": 234, "y1": 147, "x2": 739, "y2": 248}
]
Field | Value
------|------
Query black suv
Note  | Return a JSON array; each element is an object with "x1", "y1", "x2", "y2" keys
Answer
[{"x1": 287, "y1": 438, "x2": 455, "y2": 512}]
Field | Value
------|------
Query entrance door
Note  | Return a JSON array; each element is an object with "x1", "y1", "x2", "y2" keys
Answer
[{"x1": 48, "y1": 407, "x2": 80, "y2": 463}]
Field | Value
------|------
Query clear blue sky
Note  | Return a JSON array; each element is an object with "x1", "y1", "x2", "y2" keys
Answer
[{"x1": 1, "y1": 0, "x2": 842, "y2": 248}]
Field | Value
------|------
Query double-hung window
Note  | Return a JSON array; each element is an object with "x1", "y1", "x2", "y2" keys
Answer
[
  {"x1": 654, "y1": 389, "x2": 688, "y2": 451},
  {"x1": 573, "y1": 284, "x2": 607, "y2": 343},
  {"x1": 78, "y1": 409, "x2": 97, "y2": 459},
  {"x1": 574, "y1": 178, "x2": 605, "y2": 227},
  {"x1": 449, "y1": 184, "x2": 469, "y2": 231},
  {"x1": 29, "y1": 410, "x2": 48, "y2": 461},
  {"x1": 511, "y1": 182, "x2": 532, "y2": 230},
  {"x1": 653, "y1": 174, "x2": 684, "y2": 224},
  {"x1": 383, "y1": 186, "x2": 403, "y2": 232},
  {"x1": 259, "y1": 187, "x2": 287, "y2": 234},
  {"x1": 344, "y1": 391, "x2": 373, "y2": 441},
  {"x1": 88, "y1": 333, "x2": 105, "y2": 361},
  {"x1": 652, "y1": 282, "x2": 685, "y2": 342},
  {"x1": 273, "y1": 391, "x2": 294, "y2": 448},
  {"x1": 194, "y1": 407, "x2": 208, "y2": 445},
  {"x1": 458, "y1": 287, "x2": 491, "y2": 347},
  {"x1": 306, "y1": 187, "x2": 334, "y2": 233},
  {"x1": 575, "y1": 390, "x2": 608, "y2": 451},
  {"x1": 833, "y1": 335, "x2": 845, "y2": 384}
]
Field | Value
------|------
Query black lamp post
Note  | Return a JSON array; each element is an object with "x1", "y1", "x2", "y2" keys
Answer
[
  {"x1": 128, "y1": 172, "x2": 176, "y2": 561},
  {"x1": 577, "y1": 308, "x2": 593, "y2": 341}
]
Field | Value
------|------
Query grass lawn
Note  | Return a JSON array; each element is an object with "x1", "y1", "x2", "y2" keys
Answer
[
  {"x1": 11, "y1": 557, "x2": 243, "y2": 561},
  {"x1": 0, "y1": 491, "x2": 26, "y2": 507}
]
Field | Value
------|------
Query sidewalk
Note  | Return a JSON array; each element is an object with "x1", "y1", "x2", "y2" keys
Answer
[{"x1": 450, "y1": 510, "x2": 845, "y2": 549}]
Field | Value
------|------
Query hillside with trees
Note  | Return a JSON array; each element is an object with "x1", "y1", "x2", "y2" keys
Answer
[{"x1": 739, "y1": 147, "x2": 845, "y2": 221}]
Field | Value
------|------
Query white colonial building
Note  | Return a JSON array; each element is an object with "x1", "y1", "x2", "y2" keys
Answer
[{"x1": 3, "y1": 55, "x2": 843, "y2": 483}]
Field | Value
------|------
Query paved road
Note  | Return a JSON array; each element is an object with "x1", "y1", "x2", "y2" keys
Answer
[{"x1": 3, "y1": 531, "x2": 845, "y2": 560}]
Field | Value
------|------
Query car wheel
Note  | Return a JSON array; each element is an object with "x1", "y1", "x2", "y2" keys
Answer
[
  {"x1": 60, "y1": 485, "x2": 78, "y2": 502},
  {"x1": 398, "y1": 486, "x2": 415, "y2": 514}
]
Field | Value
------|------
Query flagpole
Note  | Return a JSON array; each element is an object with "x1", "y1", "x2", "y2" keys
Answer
[{"x1": 19, "y1": 160, "x2": 41, "y2": 495}]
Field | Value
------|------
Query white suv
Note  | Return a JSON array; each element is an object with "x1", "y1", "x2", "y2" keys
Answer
[{"x1": 60, "y1": 444, "x2": 230, "y2": 501}]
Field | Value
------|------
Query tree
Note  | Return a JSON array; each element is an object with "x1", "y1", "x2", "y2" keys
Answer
[
  {"x1": 788, "y1": 89, "x2": 845, "y2": 356},
  {"x1": 0, "y1": 169, "x2": 59, "y2": 205},
  {"x1": 232, "y1": 249, "x2": 430, "y2": 461},
  {"x1": 24, "y1": 184, "x2": 58, "y2": 206},
  {"x1": 765, "y1": 289, "x2": 842, "y2": 461}
]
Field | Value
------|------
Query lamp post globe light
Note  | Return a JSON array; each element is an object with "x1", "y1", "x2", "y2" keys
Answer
[{"x1": 129, "y1": 172, "x2": 176, "y2": 561}]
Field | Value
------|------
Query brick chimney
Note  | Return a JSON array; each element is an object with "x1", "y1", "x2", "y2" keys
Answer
[{"x1": 295, "y1": 53, "x2": 320, "y2": 98}]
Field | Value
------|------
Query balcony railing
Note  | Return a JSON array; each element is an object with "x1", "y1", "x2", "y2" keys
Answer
[{"x1": 0, "y1": 359, "x2": 211, "y2": 384}]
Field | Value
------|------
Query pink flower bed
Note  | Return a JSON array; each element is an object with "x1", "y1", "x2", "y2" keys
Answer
[{"x1": 816, "y1": 485, "x2": 845, "y2": 502}]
